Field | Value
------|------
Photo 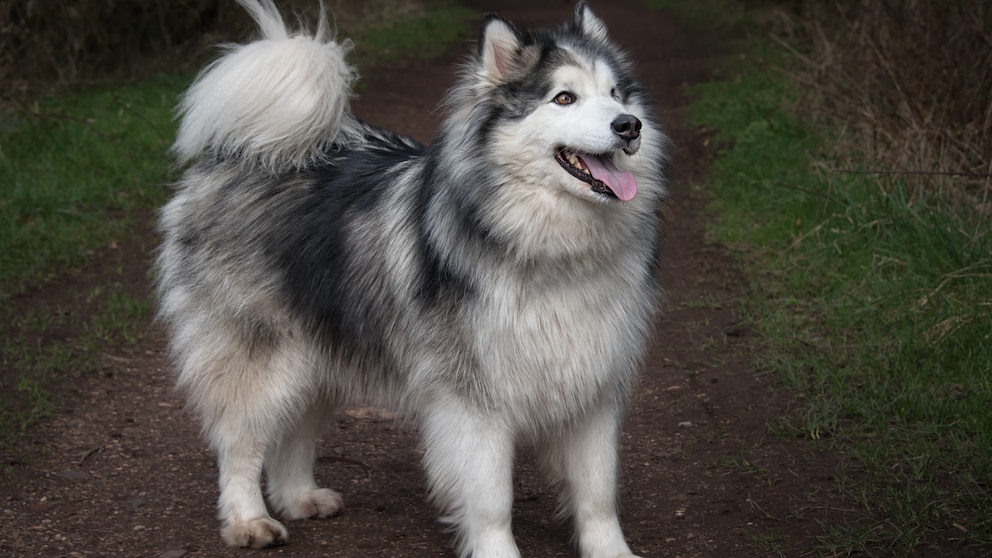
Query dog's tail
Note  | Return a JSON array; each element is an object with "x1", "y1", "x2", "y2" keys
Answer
[{"x1": 173, "y1": 0, "x2": 359, "y2": 171}]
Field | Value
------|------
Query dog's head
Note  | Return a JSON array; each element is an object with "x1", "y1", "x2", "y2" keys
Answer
[{"x1": 443, "y1": 2, "x2": 663, "y2": 207}]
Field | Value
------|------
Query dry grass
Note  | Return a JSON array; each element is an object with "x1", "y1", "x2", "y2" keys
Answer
[{"x1": 777, "y1": 0, "x2": 992, "y2": 209}]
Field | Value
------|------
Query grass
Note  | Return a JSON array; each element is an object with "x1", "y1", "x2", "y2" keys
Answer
[
  {"x1": 693, "y1": 63, "x2": 992, "y2": 556},
  {"x1": 0, "y1": 75, "x2": 181, "y2": 302},
  {"x1": 651, "y1": 0, "x2": 992, "y2": 554},
  {"x1": 349, "y1": 4, "x2": 476, "y2": 66},
  {"x1": 0, "y1": 2, "x2": 476, "y2": 465}
]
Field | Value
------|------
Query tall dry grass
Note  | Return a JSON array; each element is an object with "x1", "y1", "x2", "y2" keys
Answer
[{"x1": 780, "y1": 0, "x2": 991, "y2": 208}]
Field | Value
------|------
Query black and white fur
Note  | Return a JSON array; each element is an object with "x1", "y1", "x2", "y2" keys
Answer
[{"x1": 157, "y1": 1, "x2": 668, "y2": 556}]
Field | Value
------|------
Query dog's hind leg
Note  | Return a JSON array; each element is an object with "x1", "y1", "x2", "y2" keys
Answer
[
  {"x1": 214, "y1": 432, "x2": 287, "y2": 548},
  {"x1": 186, "y1": 340, "x2": 317, "y2": 548},
  {"x1": 265, "y1": 399, "x2": 344, "y2": 520},
  {"x1": 421, "y1": 398, "x2": 521, "y2": 558},
  {"x1": 537, "y1": 400, "x2": 641, "y2": 558}
]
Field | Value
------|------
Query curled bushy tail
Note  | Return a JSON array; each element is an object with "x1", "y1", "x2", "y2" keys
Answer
[{"x1": 173, "y1": 0, "x2": 359, "y2": 170}]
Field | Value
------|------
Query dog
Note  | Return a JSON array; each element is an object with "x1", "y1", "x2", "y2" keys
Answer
[{"x1": 156, "y1": 1, "x2": 668, "y2": 556}]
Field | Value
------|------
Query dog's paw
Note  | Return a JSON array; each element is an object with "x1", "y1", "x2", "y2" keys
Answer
[
  {"x1": 279, "y1": 488, "x2": 344, "y2": 520},
  {"x1": 221, "y1": 516, "x2": 289, "y2": 548}
]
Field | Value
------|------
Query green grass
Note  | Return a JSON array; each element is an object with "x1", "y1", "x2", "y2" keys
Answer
[
  {"x1": 682, "y1": 26, "x2": 992, "y2": 558},
  {"x1": 0, "y1": 74, "x2": 182, "y2": 302},
  {"x1": 642, "y1": 0, "x2": 747, "y2": 32},
  {"x1": 350, "y1": 4, "x2": 476, "y2": 66},
  {"x1": 0, "y1": 4, "x2": 477, "y2": 463}
]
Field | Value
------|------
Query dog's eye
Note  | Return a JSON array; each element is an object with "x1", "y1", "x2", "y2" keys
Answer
[
  {"x1": 553, "y1": 91, "x2": 576, "y2": 105},
  {"x1": 611, "y1": 87, "x2": 621, "y2": 101}
]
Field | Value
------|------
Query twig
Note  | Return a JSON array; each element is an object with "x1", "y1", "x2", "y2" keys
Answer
[
  {"x1": 829, "y1": 168, "x2": 992, "y2": 180},
  {"x1": 78, "y1": 446, "x2": 101, "y2": 466},
  {"x1": 788, "y1": 214, "x2": 839, "y2": 251},
  {"x1": 974, "y1": 159, "x2": 992, "y2": 241},
  {"x1": 773, "y1": 181, "x2": 843, "y2": 204},
  {"x1": 919, "y1": 263, "x2": 992, "y2": 307},
  {"x1": 113, "y1": 93, "x2": 170, "y2": 143},
  {"x1": 31, "y1": 108, "x2": 118, "y2": 142}
]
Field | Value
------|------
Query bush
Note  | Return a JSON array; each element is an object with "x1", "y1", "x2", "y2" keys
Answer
[
  {"x1": 0, "y1": 0, "x2": 425, "y2": 99},
  {"x1": 783, "y1": 0, "x2": 992, "y2": 204},
  {"x1": 0, "y1": 1, "x2": 230, "y2": 93}
]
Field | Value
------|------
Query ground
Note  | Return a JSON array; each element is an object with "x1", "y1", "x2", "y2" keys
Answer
[{"x1": 1, "y1": 1, "x2": 852, "y2": 556}]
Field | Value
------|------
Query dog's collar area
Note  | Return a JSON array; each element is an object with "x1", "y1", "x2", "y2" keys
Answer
[{"x1": 555, "y1": 147, "x2": 637, "y2": 201}]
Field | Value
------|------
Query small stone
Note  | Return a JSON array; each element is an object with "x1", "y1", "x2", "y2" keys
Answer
[
  {"x1": 28, "y1": 501, "x2": 59, "y2": 513},
  {"x1": 677, "y1": 421, "x2": 693, "y2": 428},
  {"x1": 58, "y1": 470, "x2": 91, "y2": 481}
]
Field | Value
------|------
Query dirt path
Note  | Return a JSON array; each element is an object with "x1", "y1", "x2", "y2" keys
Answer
[{"x1": 1, "y1": 2, "x2": 845, "y2": 556}]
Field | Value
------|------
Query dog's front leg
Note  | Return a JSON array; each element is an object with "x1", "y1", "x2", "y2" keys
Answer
[
  {"x1": 421, "y1": 398, "x2": 520, "y2": 558},
  {"x1": 539, "y1": 399, "x2": 641, "y2": 558}
]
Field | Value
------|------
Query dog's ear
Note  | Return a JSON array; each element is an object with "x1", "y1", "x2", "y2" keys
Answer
[
  {"x1": 479, "y1": 14, "x2": 522, "y2": 82},
  {"x1": 574, "y1": 1, "x2": 609, "y2": 42}
]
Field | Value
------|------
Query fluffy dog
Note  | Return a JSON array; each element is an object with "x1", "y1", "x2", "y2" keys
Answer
[{"x1": 156, "y1": 1, "x2": 668, "y2": 556}]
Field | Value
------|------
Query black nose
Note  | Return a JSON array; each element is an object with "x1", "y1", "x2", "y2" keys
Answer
[{"x1": 611, "y1": 114, "x2": 642, "y2": 140}]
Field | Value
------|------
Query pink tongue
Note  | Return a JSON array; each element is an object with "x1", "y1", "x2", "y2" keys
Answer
[{"x1": 578, "y1": 154, "x2": 638, "y2": 201}]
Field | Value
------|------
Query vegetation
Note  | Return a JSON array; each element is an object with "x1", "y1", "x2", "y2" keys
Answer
[
  {"x1": 653, "y1": 0, "x2": 992, "y2": 553},
  {"x1": 0, "y1": 0, "x2": 462, "y2": 95}
]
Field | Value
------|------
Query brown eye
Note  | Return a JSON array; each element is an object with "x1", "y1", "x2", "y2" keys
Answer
[{"x1": 553, "y1": 91, "x2": 576, "y2": 105}]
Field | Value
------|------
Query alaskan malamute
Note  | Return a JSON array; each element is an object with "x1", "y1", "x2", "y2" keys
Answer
[{"x1": 156, "y1": 1, "x2": 668, "y2": 556}]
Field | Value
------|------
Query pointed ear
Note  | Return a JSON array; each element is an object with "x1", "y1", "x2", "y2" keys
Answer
[
  {"x1": 479, "y1": 15, "x2": 522, "y2": 82},
  {"x1": 574, "y1": 1, "x2": 609, "y2": 42}
]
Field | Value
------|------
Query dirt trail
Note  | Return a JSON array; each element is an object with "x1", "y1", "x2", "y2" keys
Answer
[{"x1": 1, "y1": 1, "x2": 843, "y2": 556}]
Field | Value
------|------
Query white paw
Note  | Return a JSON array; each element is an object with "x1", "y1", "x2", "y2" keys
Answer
[
  {"x1": 221, "y1": 516, "x2": 288, "y2": 548},
  {"x1": 280, "y1": 488, "x2": 344, "y2": 520}
]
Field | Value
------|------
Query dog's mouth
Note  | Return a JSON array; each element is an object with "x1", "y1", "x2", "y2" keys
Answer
[{"x1": 555, "y1": 147, "x2": 637, "y2": 202}]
